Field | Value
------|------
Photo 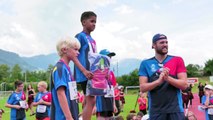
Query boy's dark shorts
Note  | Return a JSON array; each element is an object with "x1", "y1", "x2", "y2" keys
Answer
[
  {"x1": 78, "y1": 80, "x2": 88, "y2": 94},
  {"x1": 96, "y1": 111, "x2": 113, "y2": 117},
  {"x1": 150, "y1": 112, "x2": 185, "y2": 120}
]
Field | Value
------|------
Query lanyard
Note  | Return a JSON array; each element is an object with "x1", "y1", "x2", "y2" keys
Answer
[
  {"x1": 59, "y1": 59, "x2": 74, "y2": 81},
  {"x1": 82, "y1": 32, "x2": 96, "y2": 53}
]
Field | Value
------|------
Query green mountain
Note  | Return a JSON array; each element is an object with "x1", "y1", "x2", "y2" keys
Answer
[
  {"x1": 22, "y1": 53, "x2": 59, "y2": 70},
  {"x1": 0, "y1": 49, "x2": 142, "y2": 76},
  {"x1": 0, "y1": 49, "x2": 37, "y2": 71}
]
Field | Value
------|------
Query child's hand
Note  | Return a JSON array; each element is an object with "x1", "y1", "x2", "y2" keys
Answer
[
  {"x1": 208, "y1": 105, "x2": 213, "y2": 108},
  {"x1": 38, "y1": 99, "x2": 44, "y2": 104},
  {"x1": 14, "y1": 105, "x2": 22, "y2": 109},
  {"x1": 25, "y1": 103, "x2": 29, "y2": 110},
  {"x1": 113, "y1": 105, "x2": 118, "y2": 113},
  {"x1": 92, "y1": 107, "x2": 96, "y2": 115},
  {"x1": 201, "y1": 105, "x2": 207, "y2": 109},
  {"x1": 83, "y1": 70, "x2": 93, "y2": 79}
]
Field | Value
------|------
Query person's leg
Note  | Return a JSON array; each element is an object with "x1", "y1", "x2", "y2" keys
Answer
[
  {"x1": 82, "y1": 95, "x2": 95, "y2": 120},
  {"x1": 28, "y1": 99, "x2": 34, "y2": 115},
  {"x1": 80, "y1": 81, "x2": 95, "y2": 120},
  {"x1": 79, "y1": 81, "x2": 87, "y2": 109},
  {"x1": 142, "y1": 109, "x2": 147, "y2": 115},
  {"x1": 97, "y1": 116, "x2": 112, "y2": 120},
  {"x1": 114, "y1": 100, "x2": 120, "y2": 116},
  {"x1": 120, "y1": 101, "x2": 123, "y2": 112},
  {"x1": 97, "y1": 116, "x2": 105, "y2": 120},
  {"x1": 183, "y1": 102, "x2": 184, "y2": 108},
  {"x1": 186, "y1": 100, "x2": 189, "y2": 109},
  {"x1": 97, "y1": 112, "x2": 113, "y2": 120},
  {"x1": 30, "y1": 102, "x2": 35, "y2": 115}
]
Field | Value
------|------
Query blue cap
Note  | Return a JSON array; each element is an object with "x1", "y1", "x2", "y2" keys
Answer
[
  {"x1": 152, "y1": 33, "x2": 167, "y2": 43},
  {"x1": 99, "y1": 49, "x2": 116, "y2": 56}
]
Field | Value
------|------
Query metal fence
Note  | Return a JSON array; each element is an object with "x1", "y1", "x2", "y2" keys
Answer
[{"x1": 0, "y1": 91, "x2": 13, "y2": 100}]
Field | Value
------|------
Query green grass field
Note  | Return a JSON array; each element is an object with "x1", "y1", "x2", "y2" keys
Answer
[
  {"x1": 0, "y1": 97, "x2": 36, "y2": 119},
  {"x1": 0, "y1": 76, "x2": 210, "y2": 119},
  {"x1": 1, "y1": 94, "x2": 140, "y2": 120}
]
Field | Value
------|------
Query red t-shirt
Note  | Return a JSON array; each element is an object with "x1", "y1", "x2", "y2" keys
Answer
[
  {"x1": 138, "y1": 97, "x2": 147, "y2": 110},
  {"x1": 114, "y1": 89, "x2": 120, "y2": 100},
  {"x1": 109, "y1": 71, "x2": 117, "y2": 87},
  {"x1": 21, "y1": 91, "x2": 26, "y2": 100},
  {"x1": 77, "y1": 92, "x2": 84, "y2": 103},
  {"x1": 42, "y1": 92, "x2": 52, "y2": 102}
]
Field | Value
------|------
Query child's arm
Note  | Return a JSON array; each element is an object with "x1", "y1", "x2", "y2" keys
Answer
[
  {"x1": 205, "y1": 92, "x2": 210, "y2": 106},
  {"x1": 32, "y1": 94, "x2": 39, "y2": 106},
  {"x1": 208, "y1": 105, "x2": 213, "y2": 108},
  {"x1": 72, "y1": 57, "x2": 93, "y2": 79},
  {"x1": 39, "y1": 100, "x2": 51, "y2": 106},
  {"x1": 138, "y1": 99, "x2": 142, "y2": 105},
  {"x1": 33, "y1": 99, "x2": 51, "y2": 106},
  {"x1": 141, "y1": 98, "x2": 146, "y2": 105},
  {"x1": 120, "y1": 92, "x2": 124, "y2": 97},
  {"x1": 5, "y1": 103, "x2": 21, "y2": 109},
  {"x1": 114, "y1": 90, "x2": 120, "y2": 97},
  {"x1": 113, "y1": 96, "x2": 118, "y2": 113},
  {"x1": 32, "y1": 89, "x2": 36, "y2": 96},
  {"x1": 57, "y1": 86, "x2": 73, "y2": 120}
]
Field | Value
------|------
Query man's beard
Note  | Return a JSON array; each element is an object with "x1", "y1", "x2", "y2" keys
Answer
[{"x1": 156, "y1": 47, "x2": 168, "y2": 55}]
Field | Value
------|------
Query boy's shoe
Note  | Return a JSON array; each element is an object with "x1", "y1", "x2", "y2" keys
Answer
[
  {"x1": 0, "y1": 109, "x2": 4, "y2": 114},
  {"x1": 30, "y1": 113, "x2": 35, "y2": 116}
]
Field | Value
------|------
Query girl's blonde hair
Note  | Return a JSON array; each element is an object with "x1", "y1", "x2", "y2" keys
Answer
[{"x1": 56, "y1": 37, "x2": 80, "y2": 57}]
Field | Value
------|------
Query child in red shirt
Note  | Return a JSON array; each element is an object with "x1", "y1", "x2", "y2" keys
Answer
[
  {"x1": 114, "y1": 85, "x2": 121, "y2": 116},
  {"x1": 138, "y1": 92, "x2": 147, "y2": 115}
]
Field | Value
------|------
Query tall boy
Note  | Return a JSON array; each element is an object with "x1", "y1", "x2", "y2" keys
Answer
[
  {"x1": 5, "y1": 80, "x2": 28, "y2": 120},
  {"x1": 73, "y1": 11, "x2": 97, "y2": 120},
  {"x1": 33, "y1": 81, "x2": 51, "y2": 120},
  {"x1": 51, "y1": 37, "x2": 80, "y2": 120}
]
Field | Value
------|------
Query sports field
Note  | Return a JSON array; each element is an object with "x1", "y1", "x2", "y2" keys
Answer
[
  {"x1": 0, "y1": 93, "x2": 139, "y2": 120},
  {"x1": 0, "y1": 77, "x2": 209, "y2": 119}
]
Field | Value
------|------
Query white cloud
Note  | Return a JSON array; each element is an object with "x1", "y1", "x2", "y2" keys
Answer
[
  {"x1": 0, "y1": 22, "x2": 49, "y2": 56},
  {"x1": 113, "y1": 4, "x2": 134, "y2": 15},
  {"x1": 0, "y1": 0, "x2": 213, "y2": 66},
  {"x1": 121, "y1": 26, "x2": 139, "y2": 34},
  {"x1": 153, "y1": 3, "x2": 160, "y2": 10},
  {"x1": 101, "y1": 21, "x2": 125, "y2": 33},
  {"x1": 172, "y1": 0, "x2": 184, "y2": 4},
  {"x1": 85, "y1": 0, "x2": 116, "y2": 7}
]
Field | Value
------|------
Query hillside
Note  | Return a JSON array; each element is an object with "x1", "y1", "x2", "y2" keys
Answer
[
  {"x1": 0, "y1": 49, "x2": 142, "y2": 76},
  {"x1": 22, "y1": 53, "x2": 59, "y2": 70},
  {"x1": 0, "y1": 49, "x2": 37, "y2": 71}
]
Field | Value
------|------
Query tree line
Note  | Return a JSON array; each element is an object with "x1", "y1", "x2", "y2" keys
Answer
[
  {"x1": 117, "y1": 58, "x2": 213, "y2": 87},
  {"x1": 0, "y1": 64, "x2": 54, "y2": 90}
]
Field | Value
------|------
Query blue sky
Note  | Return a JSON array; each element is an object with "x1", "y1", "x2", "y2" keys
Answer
[{"x1": 0, "y1": 0, "x2": 212, "y2": 66}]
